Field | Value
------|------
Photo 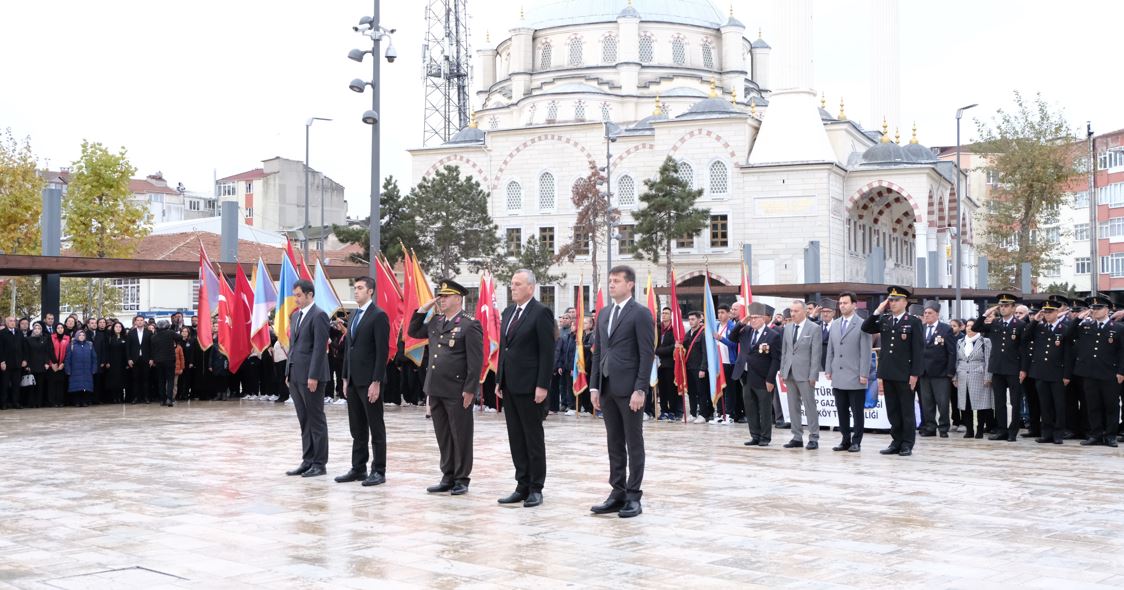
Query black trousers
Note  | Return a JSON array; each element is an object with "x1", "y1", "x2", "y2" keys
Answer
[
  {"x1": 1024, "y1": 377, "x2": 1041, "y2": 433},
  {"x1": 28, "y1": 373, "x2": 47, "y2": 408},
  {"x1": 177, "y1": 371, "x2": 192, "y2": 400},
  {"x1": 991, "y1": 373, "x2": 1022, "y2": 436},
  {"x1": 743, "y1": 381, "x2": 773, "y2": 443},
  {"x1": 688, "y1": 371, "x2": 713, "y2": 419},
  {"x1": 503, "y1": 391, "x2": 547, "y2": 493},
  {"x1": 919, "y1": 376, "x2": 952, "y2": 434},
  {"x1": 130, "y1": 362, "x2": 150, "y2": 403},
  {"x1": 657, "y1": 367, "x2": 677, "y2": 415},
  {"x1": 1084, "y1": 377, "x2": 1120, "y2": 440},
  {"x1": 834, "y1": 387, "x2": 866, "y2": 445},
  {"x1": 1, "y1": 369, "x2": 21, "y2": 408},
  {"x1": 1065, "y1": 377, "x2": 1086, "y2": 437},
  {"x1": 430, "y1": 395, "x2": 473, "y2": 485},
  {"x1": 600, "y1": 379, "x2": 645, "y2": 501},
  {"x1": 346, "y1": 381, "x2": 386, "y2": 474},
  {"x1": 155, "y1": 362, "x2": 175, "y2": 404},
  {"x1": 883, "y1": 379, "x2": 916, "y2": 448},
  {"x1": 289, "y1": 377, "x2": 329, "y2": 469},
  {"x1": 1036, "y1": 379, "x2": 1066, "y2": 441},
  {"x1": 273, "y1": 362, "x2": 288, "y2": 402}
]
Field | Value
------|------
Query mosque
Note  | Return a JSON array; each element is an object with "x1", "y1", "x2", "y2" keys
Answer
[{"x1": 408, "y1": 0, "x2": 978, "y2": 313}]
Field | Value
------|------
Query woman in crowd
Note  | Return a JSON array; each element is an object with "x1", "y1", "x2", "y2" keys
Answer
[
  {"x1": 210, "y1": 342, "x2": 230, "y2": 401},
  {"x1": 66, "y1": 329, "x2": 97, "y2": 407},
  {"x1": 954, "y1": 319, "x2": 993, "y2": 439},
  {"x1": 104, "y1": 322, "x2": 129, "y2": 404},
  {"x1": 63, "y1": 315, "x2": 79, "y2": 337},
  {"x1": 271, "y1": 332, "x2": 288, "y2": 403},
  {"x1": 48, "y1": 323, "x2": 70, "y2": 407},
  {"x1": 24, "y1": 322, "x2": 52, "y2": 409},
  {"x1": 177, "y1": 327, "x2": 198, "y2": 401}
]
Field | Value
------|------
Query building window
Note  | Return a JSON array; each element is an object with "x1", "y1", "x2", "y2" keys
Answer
[
  {"x1": 539, "y1": 285, "x2": 556, "y2": 314},
  {"x1": 546, "y1": 101, "x2": 559, "y2": 122},
  {"x1": 710, "y1": 215, "x2": 728, "y2": 248},
  {"x1": 206, "y1": 200, "x2": 215, "y2": 210},
  {"x1": 671, "y1": 36, "x2": 686, "y2": 66},
  {"x1": 489, "y1": 116, "x2": 499, "y2": 130},
  {"x1": 676, "y1": 160, "x2": 694, "y2": 187},
  {"x1": 149, "y1": 193, "x2": 164, "y2": 204},
  {"x1": 192, "y1": 279, "x2": 200, "y2": 309},
  {"x1": 1098, "y1": 149, "x2": 1124, "y2": 170},
  {"x1": 639, "y1": 34, "x2": 654, "y2": 63},
  {"x1": 601, "y1": 35, "x2": 618, "y2": 63},
  {"x1": 1101, "y1": 252, "x2": 1124, "y2": 277},
  {"x1": 539, "y1": 42, "x2": 552, "y2": 70},
  {"x1": 601, "y1": 102, "x2": 611, "y2": 122},
  {"x1": 701, "y1": 41, "x2": 714, "y2": 69},
  {"x1": 188, "y1": 199, "x2": 200, "y2": 211},
  {"x1": 246, "y1": 207, "x2": 253, "y2": 218},
  {"x1": 538, "y1": 172, "x2": 556, "y2": 209},
  {"x1": 506, "y1": 180, "x2": 522, "y2": 211},
  {"x1": 571, "y1": 177, "x2": 588, "y2": 201},
  {"x1": 245, "y1": 181, "x2": 253, "y2": 193},
  {"x1": 567, "y1": 37, "x2": 583, "y2": 67},
  {"x1": 218, "y1": 182, "x2": 236, "y2": 197},
  {"x1": 112, "y1": 278, "x2": 140, "y2": 312},
  {"x1": 573, "y1": 230, "x2": 590, "y2": 255},
  {"x1": 617, "y1": 224, "x2": 635, "y2": 255},
  {"x1": 708, "y1": 160, "x2": 728, "y2": 195},
  {"x1": 986, "y1": 169, "x2": 1001, "y2": 186},
  {"x1": 1097, "y1": 182, "x2": 1124, "y2": 207},
  {"x1": 539, "y1": 226, "x2": 555, "y2": 252},
  {"x1": 1074, "y1": 191, "x2": 1090, "y2": 208},
  {"x1": 506, "y1": 228, "x2": 523, "y2": 255},
  {"x1": 618, "y1": 175, "x2": 635, "y2": 206},
  {"x1": 574, "y1": 100, "x2": 586, "y2": 122},
  {"x1": 1075, "y1": 222, "x2": 1090, "y2": 241},
  {"x1": 676, "y1": 231, "x2": 694, "y2": 249},
  {"x1": 1075, "y1": 256, "x2": 1091, "y2": 275},
  {"x1": 1099, "y1": 217, "x2": 1124, "y2": 238}
]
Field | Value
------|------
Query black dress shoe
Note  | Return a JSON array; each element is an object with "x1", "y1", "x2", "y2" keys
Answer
[
  {"x1": 301, "y1": 465, "x2": 326, "y2": 477},
  {"x1": 987, "y1": 433, "x2": 1006, "y2": 441},
  {"x1": 1035, "y1": 437, "x2": 1052, "y2": 444},
  {"x1": 974, "y1": 431, "x2": 984, "y2": 439},
  {"x1": 757, "y1": 440, "x2": 770, "y2": 447},
  {"x1": 879, "y1": 445, "x2": 901, "y2": 455},
  {"x1": 832, "y1": 443, "x2": 851, "y2": 452},
  {"x1": 286, "y1": 463, "x2": 311, "y2": 476},
  {"x1": 805, "y1": 441, "x2": 818, "y2": 450},
  {"x1": 918, "y1": 431, "x2": 935, "y2": 437},
  {"x1": 1053, "y1": 438, "x2": 1064, "y2": 444},
  {"x1": 963, "y1": 431, "x2": 974, "y2": 439},
  {"x1": 1106, "y1": 438, "x2": 1119, "y2": 448},
  {"x1": 450, "y1": 483, "x2": 469, "y2": 495},
  {"x1": 523, "y1": 492, "x2": 543, "y2": 508},
  {"x1": 590, "y1": 498, "x2": 626, "y2": 514},
  {"x1": 938, "y1": 432, "x2": 948, "y2": 438},
  {"x1": 1007, "y1": 433, "x2": 1018, "y2": 442},
  {"x1": 1021, "y1": 431, "x2": 1041, "y2": 438},
  {"x1": 1080, "y1": 437, "x2": 1100, "y2": 446},
  {"x1": 847, "y1": 443, "x2": 861, "y2": 453},
  {"x1": 334, "y1": 469, "x2": 368, "y2": 483},
  {"x1": 744, "y1": 439, "x2": 760, "y2": 446},
  {"x1": 783, "y1": 439, "x2": 803, "y2": 449},
  {"x1": 361, "y1": 473, "x2": 386, "y2": 487},
  {"x1": 498, "y1": 491, "x2": 528, "y2": 504},
  {"x1": 618, "y1": 499, "x2": 642, "y2": 518},
  {"x1": 427, "y1": 482, "x2": 455, "y2": 493},
  {"x1": 898, "y1": 447, "x2": 913, "y2": 457}
]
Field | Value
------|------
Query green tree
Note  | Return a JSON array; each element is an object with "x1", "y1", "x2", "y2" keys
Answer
[
  {"x1": 557, "y1": 164, "x2": 618, "y2": 305},
  {"x1": 496, "y1": 237, "x2": 566, "y2": 286},
  {"x1": 409, "y1": 165, "x2": 499, "y2": 280},
  {"x1": 632, "y1": 157, "x2": 709, "y2": 285},
  {"x1": 59, "y1": 277, "x2": 123, "y2": 318},
  {"x1": 333, "y1": 175, "x2": 418, "y2": 265},
  {"x1": 1042, "y1": 281, "x2": 1078, "y2": 299},
  {"x1": 974, "y1": 92, "x2": 1079, "y2": 290},
  {"x1": 0, "y1": 129, "x2": 44, "y2": 257},
  {"x1": 0, "y1": 277, "x2": 42, "y2": 318},
  {"x1": 64, "y1": 140, "x2": 150, "y2": 258}
]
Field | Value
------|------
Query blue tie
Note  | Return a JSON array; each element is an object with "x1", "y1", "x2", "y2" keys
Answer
[{"x1": 351, "y1": 307, "x2": 364, "y2": 332}]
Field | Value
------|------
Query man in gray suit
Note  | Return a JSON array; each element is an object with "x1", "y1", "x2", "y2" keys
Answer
[
  {"x1": 285, "y1": 279, "x2": 331, "y2": 478},
  {"x1": 780, "y1": 300, "x2": 822, "y2": 449},
  {"x1": 590, "y1": 265, "x2": 655, "y2": 519},
  {"x1": 824, "y1": 292, "x2": 872, "y2": 452}
]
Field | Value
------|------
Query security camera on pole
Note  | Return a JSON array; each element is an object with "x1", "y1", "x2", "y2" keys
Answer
[{"x1": 349, "y1": 1, "x2": 397, "y2": 280}]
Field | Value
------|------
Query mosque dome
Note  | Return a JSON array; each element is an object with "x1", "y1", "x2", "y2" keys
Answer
[
  {"x1": 445, "y1": 124, "x2": 486, "y2": 145},
  {"x1": 676, "y1": 96, "x2": 741, "y2": 120},
  {"x1": 525, "y1": 0, "x2": 725, "y2": 30}
]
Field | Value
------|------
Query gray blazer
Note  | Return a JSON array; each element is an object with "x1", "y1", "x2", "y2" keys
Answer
[
  {"x1": 590, "y1": 298, "x2": 656, "y2": 397},
  {"x1": 287, "y1": 305, "x2": 330, "y2": 383},
  {"x1": 780, "y1": 320, "x2": 822, "y2": 382},
  {"x1": 956, "y1": 335, "x2": 993, "y2": 411},
  {"x1": 824, "y1": 315, "x2": 872, "y2": 390}
]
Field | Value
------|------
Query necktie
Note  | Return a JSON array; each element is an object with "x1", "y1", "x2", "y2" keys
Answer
[
  {"x1": 792, "y1": 324, "x2": 799, "y2": 345},
  {"x1": 350, "y1": 307, "x2": 364, "y2": 332},
  {"x1": 841, "y1": 319, "x2": 848, "y2": 335},
  {"x1": 296, "y1": 310, "x2": 304, "y2": 331},
  {"x1": 608, "y1": 305, "x2": 621, "y2": 336},
  {"x1": 927, "y1": 325, "x2": 933, "y2": 341},
  {"x1": 507, "y1": 307, "x2": 523, "y2": 337},
  {"x1": 751, "y1": 330, "x2": 760, "y2": 347}
]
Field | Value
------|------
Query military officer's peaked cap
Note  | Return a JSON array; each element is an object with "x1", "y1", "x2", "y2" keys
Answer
[
  {"x1": 886, "y1": 285, "x2": 912, "y2": 300},
  {"x1": 996, "y1": 293, "x2": 1019, "y2": 304},
  {"x1": 436, "y1": 278, "x2": 469, "y2": 297},
  {"x1": 1085, "y1": 294, "x2": 1113, "y2": 309},
  {"x1": 1041, "y1": 298, "x2": 1061, "y2": 311}
]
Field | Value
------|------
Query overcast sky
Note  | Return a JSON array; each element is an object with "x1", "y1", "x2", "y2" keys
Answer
[{"x1": 2, "y1": 1, "x2": 1120, "y2": 220}]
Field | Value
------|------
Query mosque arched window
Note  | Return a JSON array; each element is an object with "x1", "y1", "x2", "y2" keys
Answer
[
  {"x1": 601, "y1": 34, "x2": 618, "y2": 64},
  {"x1": 539, "y1": 172, "x2": 556, "y2": 210},
  {"x1": 701, "y1": 40, "x2": 715, "y2": 69},
  {"x1": 618, "y1": 175, "x2": 636, "y2": 206},
  {"x1": 676, "y1": 160, "x2": 694, "y2": 187},
  {"x1": 601, "y1": 102, "x2": 611, "y2": 122},
  {"x1": 538, "y1": 42, "x2": 552, "y2": 70},
  {"x1": 574, "y1": 100, "x2": 586, "y2": 122},
  {"x1": 671, "y1": 35, "x2": 686, "y2": 66},
  {"x1": 708, "y1": 160, "x2": 728, "y2": 195},
  {"x1": 567, "y1": 37, "x2": 583, "y2": 67},
  {"x1": 639, "y1": 34, "x2": 654, "y2": 64},
  {"x1": 506, "y1": 180, "x2": 523, "y2": 211},
  {"x1": 546, "y1": 101, "x2": 559, "y2": 122}
]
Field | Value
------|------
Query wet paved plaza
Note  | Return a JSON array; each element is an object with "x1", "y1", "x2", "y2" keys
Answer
[{"x1": 2, "y1": 400, "x2": 1124, "y2": 588}]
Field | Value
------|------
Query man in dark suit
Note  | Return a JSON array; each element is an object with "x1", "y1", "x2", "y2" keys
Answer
[
  {"x1": 1067, "y1": 294, "x2": 1124, "y2": 447},
  {"x1": 407, "y1": 279, "x2": 483, "y2": 496},
  {"x1": 973, "y1": 293, "x2": 1028, "y2": 441},
  {"x1": 589, "y1": 265, "x2": 655, "y2": 518},
  {"x1": 0, "y1": 316, "x2": 28, "y2": 410},
  {"x1": 918, "y1": 301, "x2": 957, "y2": 438},
  {"x1": 730, "y1": 302, "x2": 781, "y2": 446},
  {"x1": 1023, "y1": 295, "x2": 1071, "y2": 445},
  {"x1": 335, "y1": 276, "x2": 390, "y2": 486},
  {"x1": 496, "y1": 269, "x2": 556, "y2": 508},
  {"x1": 861, "y1": 286, "x2": 924, "y2": 456},
  {"x1": 126, "y1": 315, "x2": 153, "y2": 404},
  {"x1": 284, "y1": 279, "x2": 331, "y2": 478}
]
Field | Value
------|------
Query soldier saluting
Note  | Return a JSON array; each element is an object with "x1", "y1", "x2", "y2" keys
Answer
[
  {"x1": 407, "y1": 278, "x2": 483, "y2": 495},
  {"x1": 861, "y1": 285, "x2": 924, "y2": 457},
  {"x1": 1021, "y1": 295, "x2": 1071, "y2": 444},
  {"x1": 973, "y1": 293, "x2": 1029, "y2": 442},
  {"x1": 1064, "y1": 294, "x2": 1124, "y2": 448}
]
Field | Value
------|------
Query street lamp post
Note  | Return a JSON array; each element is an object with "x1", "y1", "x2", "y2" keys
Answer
[
  {"x1": 1088, "y1": 122, "x2": 1097, "y2": 296},
  {"x1": 601, "y1": 122, "x2": 618, "y2": 304},
  {"x1": 304, "y1": 116, "x2": 332, "y2": 261},
  {"x1": 954, "y1": 103, "x2": 977, "y2": 316},
  {"x1": 350, "y1": 1, "x2": 395, "y2": 279}
]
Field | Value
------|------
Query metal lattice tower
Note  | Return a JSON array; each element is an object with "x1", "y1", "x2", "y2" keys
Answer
[{"x1": 421, "y1": 0, "x2": 471, "y2": 146}]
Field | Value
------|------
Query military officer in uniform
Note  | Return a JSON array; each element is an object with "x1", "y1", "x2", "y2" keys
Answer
[
  {"x1": 1021, "y1": 295, "x2": 1071, "y2": 444},
  {"x1": 1066, "y1": 294, "x2": 1124, "y2": 447},
  {"x1": 973, "y1": 293, "x2": 1028, "y2": 441},
  {"x1": 407, "y1": 279, "x2": 484, "y2": 495},
  {"x1": 861, "y1": 285, "x2": 924, "y2": 456}
]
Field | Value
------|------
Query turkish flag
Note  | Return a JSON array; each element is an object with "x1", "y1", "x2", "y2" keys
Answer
[{"x1": 228, "y1": 264, "x2": 253, "y2": 374}]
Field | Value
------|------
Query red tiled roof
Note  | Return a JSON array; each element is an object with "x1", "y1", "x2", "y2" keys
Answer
[
  {"x1": 217, "y1": 168, "x2": 270, "y2": 183},
  {"x1": 128, "y1": 178, "x2": 180, "y2": 195},
  {"x1": 60, "y1": 232, "x2": 365, "y2": 270}
]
